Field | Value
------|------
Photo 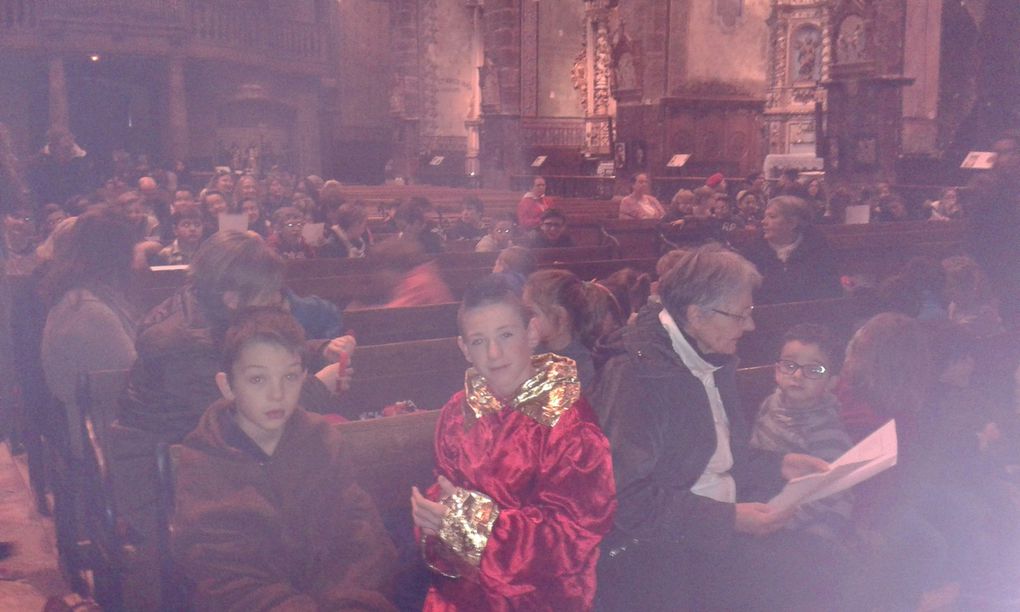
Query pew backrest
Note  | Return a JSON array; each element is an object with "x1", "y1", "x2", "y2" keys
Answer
[
  {"x1": 342, "y1": 337, "x2": 465, "y2": 419},
  {"x1": 336, "y1": 409, "x2": 440, "y2": 521},
  {"x1": 738, "y1": 296, "x2": 867, "y2": 367},
  {"x1": 333, "y1": 362, "x2": 777, "y2": 523},
  {"x1": 344, "y1": 302, "x2": 460, "y2": 345}
]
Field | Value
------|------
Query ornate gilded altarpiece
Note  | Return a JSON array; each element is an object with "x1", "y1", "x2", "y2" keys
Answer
[{"x1": 765, "y1": 0, "x2": 829, "y2": 159}]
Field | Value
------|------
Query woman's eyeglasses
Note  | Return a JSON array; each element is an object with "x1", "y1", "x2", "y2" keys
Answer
[
  {"x1": 710, "y1": 306, "x2": 754, "y2": 323},
  {"x1": 775, "y1": 359, "x2": 829, "y2": 380}
]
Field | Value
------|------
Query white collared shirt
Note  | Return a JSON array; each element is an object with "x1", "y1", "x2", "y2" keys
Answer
[
  {"x1": 771, "y1": 232, "x2": 803, "y2": 263},
  {"x1": 659, "y1": 308, "x2": 737, "y2": 503}
]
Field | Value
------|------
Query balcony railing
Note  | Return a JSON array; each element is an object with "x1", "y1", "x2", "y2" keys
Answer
[{"x1": 0, "y1": 0, "x2": 327, "y2": 64}]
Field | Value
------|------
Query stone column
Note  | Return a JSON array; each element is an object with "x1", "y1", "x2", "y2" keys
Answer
[
  {"x1": 901, "y1": 0, "x2": 942, "y2": 155},
  {"x1": 389, "y1": 0, "x2": 422, "y2": 183},
  {"x1": 479, "y1": 0, "x2": 522, "y2": 189},
  {"x1": 295, "y1": 94, "x2": 322, "y2": 177},
  {"x1": 166, "y1": 56, "x2": 189, "y2": 162},
  {"x1": 465, "y1": 0, "x2": 483, "y2": 181},
  {"x1": 48, "y1": 57, "x2": 70, "y2": 133}
]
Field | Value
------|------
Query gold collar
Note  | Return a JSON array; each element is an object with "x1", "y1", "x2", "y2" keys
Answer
[{"x1": 463, "y1": 353, "x2": 580, "y2": 428}]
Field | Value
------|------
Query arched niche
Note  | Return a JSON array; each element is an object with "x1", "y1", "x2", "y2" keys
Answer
[
  {"x1": 789, "y1": 24, "x2": 823, "y2": 85},
  {"x1": 214, "y1": 92, "x2": 296, "y2": 174}
]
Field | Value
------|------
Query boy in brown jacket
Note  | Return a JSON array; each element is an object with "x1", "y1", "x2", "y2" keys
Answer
[{"x1": 173, "y1": 307, "x2": 397, "y2": 610}]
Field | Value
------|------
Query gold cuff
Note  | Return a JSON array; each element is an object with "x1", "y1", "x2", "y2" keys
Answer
[{"x1": 437, "y1": 488, "x2": 500, "y2": 568}]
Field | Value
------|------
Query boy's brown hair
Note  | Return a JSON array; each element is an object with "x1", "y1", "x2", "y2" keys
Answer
[
  {"x1": 221, "y1": 307, "x2": 307, "y2": 380},
  {"x1": 458, "y1": 274, "x2": 531, "y2": 336}
]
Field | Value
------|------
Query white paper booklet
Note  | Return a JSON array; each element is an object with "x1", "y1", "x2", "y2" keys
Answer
[{"x1": 768, "y1": 420, "x2": 898, "y2": 511}]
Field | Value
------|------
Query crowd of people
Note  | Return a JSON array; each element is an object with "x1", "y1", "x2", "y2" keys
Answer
[
  {"x1": 0, "y1": 123, "x2": 1019, "y2": 611},
  {"x1": 616, "y1": 168, "x2": 968, "y2": 228}
]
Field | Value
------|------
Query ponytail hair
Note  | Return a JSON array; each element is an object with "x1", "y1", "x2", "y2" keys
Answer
[
  {"x1": 580, "y1": 281, "x2": 625, "y2": 347},
  {"x1": 525, "y1": 269, "x2": 606, "y2": 349}
]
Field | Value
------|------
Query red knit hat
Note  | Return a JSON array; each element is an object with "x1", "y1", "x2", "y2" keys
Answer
[{"x1": 706, "y1": 172, "x2": 724, "y2": 188}]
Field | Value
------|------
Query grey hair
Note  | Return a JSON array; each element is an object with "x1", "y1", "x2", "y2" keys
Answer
[
  {"x1": 767, "y1": 195, "x2": 814, "y2": 227},
  {"x1": 659, "y1": 243, "x2": 762, "y2": 325}
]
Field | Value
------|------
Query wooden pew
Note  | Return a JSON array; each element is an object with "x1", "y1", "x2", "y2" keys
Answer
[
  {"x1": 139, "y1": 255, "x2": 658, "y2": 313},
  {"x1": 141, "y1": 245, "x2": 616, "y2": 292},
  {"x1": 341, "y1": 337, "x2": 465, "y2": 418},
  {"x1": 336, "y1": 409, "x2": 440, "y2": 530},
  {"x1": 134, "y1": 222, "x2": 964, "y2": 339},
  {"x1": 332, "y1": 362, "x2": 778, "y2": 527},
  {"x1": 737, "y1": 295, "x2": 869, "y2": 367},
  {"x1": 343, "y1": 302, "x2": 460, "y2": 345},
  {"x1": 735, "y1": 365, "x2": 777, "y2": 426},
  {"x1": 336, "y1": 293, "x2": 846, "y2": 420}
]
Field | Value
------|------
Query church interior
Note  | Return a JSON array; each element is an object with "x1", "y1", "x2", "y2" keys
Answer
[{"x1": 1, "y1": 0, "x2": 1020, "y2": 610}]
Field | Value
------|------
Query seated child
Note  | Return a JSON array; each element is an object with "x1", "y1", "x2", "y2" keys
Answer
[
  {"x1": 474, "y1": 215, "x2": 515, "y2": 253},
  {"x1": 445, "y1": 197, "x2": 487, "y2": 242},
  {"x1": 173, "y1": 307, "x2": 397, "y2": 610},
  {"x1": 153, "y1": 208, "x2": 204, "y2": 265},
  {"x1": 529, "y1": 208, "x2": 575, "y2": 249},
  {"x1": 268, "y1": 206, "x2": 317, "y2": 259},
  {"x1": 410, "y1": 275, "x2": 615, "y2": 610},
  {"x1": 750, "y1": 323, "x2": 854, "y2": 543},
  {"x1": 491, "y1": 245, "x2": 536, "y2": 295},
  {"x1": 523, "y1": 269, "x2": 622, "y2": 392}
]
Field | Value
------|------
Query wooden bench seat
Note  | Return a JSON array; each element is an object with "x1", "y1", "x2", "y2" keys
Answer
[
  {"x1": 334, "y1": 362, "x2": 779, "y2": 525},
  {"x1": 336, "y1": 294, "x2": 859, "y2": 420},
  {"x1": 343, "y1": 302, "x2": 460, "y2": 345},
  {"x1": 139, "y1": 256, "x2": 658, "y2": 313},
  {"x1": 738, "y1": 295, "x2": 869, "y2": 367},
  {"x1": 341, "y1": 337, "x2": 465, "y2": 418},
  {"x1": 336, "y1": 409, "x2": 440, "y2": 523}
]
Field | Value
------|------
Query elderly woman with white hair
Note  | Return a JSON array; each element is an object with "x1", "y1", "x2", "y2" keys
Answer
[
  {"x1": 742, "y1": 195, "x2": 841, "y2": 304},
  {"x1": 591, "y1": 244, "x2": 843, "y2": 611}
]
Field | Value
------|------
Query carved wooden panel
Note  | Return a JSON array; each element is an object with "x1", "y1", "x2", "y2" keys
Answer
[{"x1": 520, "y1": 118, "x2": 586, "y2": 147}]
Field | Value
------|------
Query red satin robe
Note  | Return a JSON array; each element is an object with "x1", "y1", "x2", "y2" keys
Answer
[{"x1": 422, "y1": 390, "x2": 616, "y2": 611}]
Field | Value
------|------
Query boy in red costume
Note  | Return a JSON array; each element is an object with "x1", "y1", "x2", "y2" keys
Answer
[{"x1": 411, "y1": 275, "x2": 616, "y2": 610}]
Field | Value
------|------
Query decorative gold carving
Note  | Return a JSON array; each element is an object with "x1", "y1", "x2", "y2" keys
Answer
[
  {"x1": 789, "y1": 121, "x2": 816, "y2": 145},
  {"x1": 766, "y1": 1, "x2": 829, "y2": 154},
  {"x1": 520, "y1": 118, "x2": 586, "y2": 147},
  {"x1": 572, "y1": 5, "x2": 613, "y2": 155},
  {"x1": 463, "y1": 353, "x2": 580, "y2": 428},
  {"x1": 571, "y1": 45, "x2": 587, "y2": 114}
]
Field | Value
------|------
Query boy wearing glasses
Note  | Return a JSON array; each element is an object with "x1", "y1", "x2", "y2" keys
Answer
[
  {"x1": 154, "y1": 208, "x2": 204, "y2": 265},
  {"x1": 269, "y1": 206, "x2": 316, "y2": 259},
  {"x1": 750, "y1": 323, "x2": 854, "y2": 542},
  {"x1": 473, "y1": 215, "x2": 515, "y2": 253}
]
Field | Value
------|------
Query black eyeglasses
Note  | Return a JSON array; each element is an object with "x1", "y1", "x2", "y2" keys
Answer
[
  {"x1": 710, "y1": 306, "x2": 754, "y2": 322},
  {"x1": 775, "y1": 359, "x2": 829, "y2": 380}
]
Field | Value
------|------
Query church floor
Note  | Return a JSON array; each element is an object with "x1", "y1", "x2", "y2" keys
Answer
[{"x1": 0, "y1": 442, "x2": 70, "y2": 610}]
